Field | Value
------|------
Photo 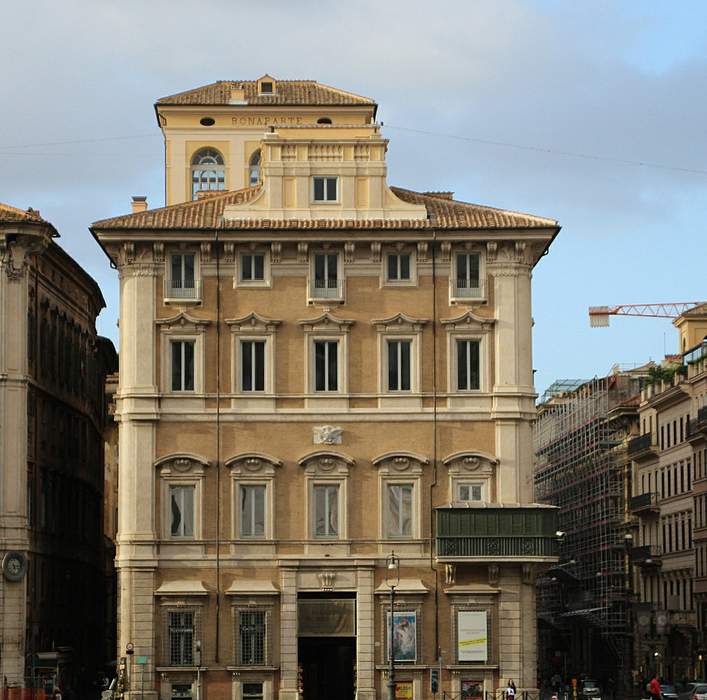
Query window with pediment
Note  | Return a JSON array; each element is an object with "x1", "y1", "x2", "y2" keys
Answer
[
  {"x1": 158, "y1": 312, "x2": 211, "y2": 394},
  {"x1": 299, "y1": 451, "x2": 354, "y2": 541},
  {"x1": 373, "y1": 452, "x2": 429, "y2": 540},
  {"x1": 226, "y1": 313, "x2": 281, "y2": 396},
  {"x1": 441, "y1": 310, "x2": 495, "y2": 394},
  {"x1": 226, "y1": 453, "x2": 281, "y2": 540},
  {"x1": 156, "y1": 453, "x2": 210, "y2": 540},
  {"x1": 443, "y1": 451, "x2": 498, "y2": 505},
  {"x1": 299, "y1": 313, "x2": 354, "y2": 395},
  {"x1": 371, "y1": 314, "x2": 428, "y2": 396}
]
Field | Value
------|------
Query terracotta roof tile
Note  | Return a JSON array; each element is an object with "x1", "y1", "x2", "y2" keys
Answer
[
  {"x1": 0, "y1": 202, "x2": 58, "y2": 236},
  {"x1": 157, "y1": 80, "x2": 375, "y2": 107},
  {"x1": 91, "y1": 186, "x2": 557, "y2": 232}
]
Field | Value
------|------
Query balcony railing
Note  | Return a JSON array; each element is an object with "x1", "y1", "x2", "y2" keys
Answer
[
  {"x1": 700, "y1": 405, "x2": 707, "y2": 423},
  {"x1": 627, "y1": 433, "x2": 657, "y2": 458},
  {"x1": 629, "y1": 492, "x2": 659, "y2": 515},
  {"x1": 309, "y1": 278, "x2": 344, "y2": 301},
  {"x1": 164, "y1": 279, "x2": 202, "y2": 301},
  {"x1": 436, "y1": 506, "x2": 559, "y2": 561},
  {"x1": 450, "y1": 278, "x2": 485, "y2": 300}
]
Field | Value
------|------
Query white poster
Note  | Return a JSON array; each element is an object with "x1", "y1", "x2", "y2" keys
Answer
[{"x1": 457, "y1": 611, "x2": 488, "y2": 662}]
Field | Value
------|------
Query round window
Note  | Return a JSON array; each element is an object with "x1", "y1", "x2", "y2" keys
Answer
[{"x1": 200, "y1": 117, "x2": 215, "y2": 127}]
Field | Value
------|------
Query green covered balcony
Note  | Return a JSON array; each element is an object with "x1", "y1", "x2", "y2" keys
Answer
[{"x1": 436, "y1": 505, "x2": 560, "y2": 562}]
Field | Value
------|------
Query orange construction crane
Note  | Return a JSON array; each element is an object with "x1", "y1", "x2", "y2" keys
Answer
[{"x1": 588, "y1": 302, "x2": 705, "y2": 327}]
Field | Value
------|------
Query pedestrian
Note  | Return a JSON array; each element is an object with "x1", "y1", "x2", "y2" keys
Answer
[
  {"x1": 506, "y1": 679, "x2": 517, "y2": 700},
  {"x1": 649, "y1": 676, "x2": 661, "y2": 700},
  {"x1": 52, "y1": 688, "x2": 62, "y2": 700}
]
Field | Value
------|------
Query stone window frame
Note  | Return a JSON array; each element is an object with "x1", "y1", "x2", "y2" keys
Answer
[
  {"x1": 158, "y1": 601, "x2": 204, "y2": 668},
  {"x1": 451, "y1": 601, "x2": 498, "y2": 666},
  {"x1": 156, "y1": 453, "x2": 210, "y2": 541},
  {"x1": 157, "y1": 312, "x2": 211, "y2": 395},
  {"x1": 235, "y1": 246, "x2": 272, "y2": 289},
  {"x1": 232, "y1": 676, "x2": 275, "y2": 700},
  {"x1": 371, "y1": 314, "x2": 429, "y2": 396},
  {"x1": 298, "y1": 450, "x2": 355, "y2": 541},
  {"x1": 226, "y1": 453, "x2": 282, "y2": 541},
  {"x1": 373, "y1": 452, "x2": 429, "y2": 541},
  {"x1": 299, "y1": 313, "x2": 354, "y2": 395},
  {"x1": 226, "y1": 313, "x2": 281, "y2": 396},
  {"x1": 441, "y1": 310, "x2": 495, "y2": 394},
  {"x1": 164, "y1": 247, "x2": 203, "y2": 303},
  {"x1": 448, "y1": 244, "x2": 486, "y2": 304},
  {"x1": 378, "y1": 598, "x2": 424, "y2": 665},
  {"x1": 443, "y1": 451, "x2": 499, "y2": 505},
  {"x1": 231, "y1": 601, "x2": 275, "y2": 667},
  {"x1": 307, "y1": 247, "x2": 345, "y2": 303},
  {"x1": 381, "y1": 244, "x2": 418, "y2": 288}
]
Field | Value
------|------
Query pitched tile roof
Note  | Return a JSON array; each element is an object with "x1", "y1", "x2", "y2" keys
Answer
[
  {"x1": 0, "y1": 202, "x2": 58, "y2": 235},
  {"x1": 157, "y1": 80, "x2": 375, "y2": 107},
  {"x1": 91, "y1": 187, "x2": 558, "y2": 232}
]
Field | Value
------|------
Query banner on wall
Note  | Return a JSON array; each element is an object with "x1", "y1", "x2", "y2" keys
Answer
[{"x1": 457, "y1": 611, "x2": 488, "y2": 662}]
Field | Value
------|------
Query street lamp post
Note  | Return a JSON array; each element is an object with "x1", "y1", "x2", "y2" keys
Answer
[{"x1": 386, "y1": 551, "x2": 400, "y2": 700}]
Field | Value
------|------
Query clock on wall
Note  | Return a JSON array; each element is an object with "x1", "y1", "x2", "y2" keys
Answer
[{"x1": 2, "y1": 551, "x2": 27, "y2": 582}]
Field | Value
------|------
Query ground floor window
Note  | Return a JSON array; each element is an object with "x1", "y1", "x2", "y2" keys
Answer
[{"x1": 242, "y1": 682, "x2": 264, "y2": 700}]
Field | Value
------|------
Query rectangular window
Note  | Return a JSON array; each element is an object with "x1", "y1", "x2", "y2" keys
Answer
[
  {"x1": 387, "y1": 253, "x2": 411, "y2": 281},
  {"x1": 454, "y1": 253, "x2": 480, "y2": 295},
  {"x1": 458, "y1": 483, "x2": 483, "y2": 502},
  {"x1": 241, "y1": 340, "x2": 265, "y2": 392},
  {"x1": 168, "y1": 610, "x2": 194, "y2": 665},
  {"x1": 313, "y1": 176, "x2": 338, "y2": 202},
  {"x1": 240, "y1": 485, "x2": 265, "y2": 538},
  {"x1": 171, "y1": 340, "x2": 195, "y2": 391},
  {"x1": 170, "y1": 485, "x2": 195, "y2": 538},
  {"x1": 238, "y1": 610, "x2": 266, "y2": 665},
  {"x1": 169, "y1": 253, "x2": 196, "y2": 297},
  {"x1": 387, "y1": 340, "x2": 411, "y2": 391},
  {"x1": 314, "y1": 340, "x2": 338, "y2": 391},
  {"x1": 314, "y1": 484, "x2": 339, "y2": 537},
  {"x1": 457, "y1": 339, "x2": 480, "y2": 390},
  {"x1": 387, "y1": 483, "x2": 413, "y2": 538},
  {"x1": 242, "y1": 683, "x2": 264, "y2": 700},
  {"x1": 240, "y1": 254, "x2": 265, "y2": 281}
]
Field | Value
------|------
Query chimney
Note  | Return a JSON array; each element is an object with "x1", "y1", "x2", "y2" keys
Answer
[{"x1": 131, "y1": 196, "x2": 148, "y2": 213}]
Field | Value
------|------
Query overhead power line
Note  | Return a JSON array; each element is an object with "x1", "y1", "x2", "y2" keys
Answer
[
  {"x1": 0, "y1": 132, "x2": 155, "y2": 151},
  {"x1": 383, "y1": 124, "x2": 707, "y2": 177}
]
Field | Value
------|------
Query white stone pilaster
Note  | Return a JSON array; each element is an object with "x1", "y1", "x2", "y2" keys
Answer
[
  {"x1": 356, "y1": 566, "x2": 376, "y2": 700},
  {"x1": 279, "y1": 566, "x2": 299, "y2": 700}
]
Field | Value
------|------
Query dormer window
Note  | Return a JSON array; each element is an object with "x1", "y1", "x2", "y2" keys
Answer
[
  {"x1": 191, "y1": 148, "x2": 225, "y2": 200},
  {"x1": 260, "y1": 81, "x2": 273, "y2": 94},
  {"x1": 317, "y1": 117, "x2": 333, "y2": 125}
]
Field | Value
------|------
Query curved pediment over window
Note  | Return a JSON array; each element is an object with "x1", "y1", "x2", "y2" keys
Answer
[
  {"x1": 156, "y1": 311, "x2": 211, "y2": 331},
  {"x1": 155, "y1": 452, "x2": 211, "y2": 475},
  {"x1": 225, "y1": 312, "x2": 281, "y2": 332},
  {"x1": 440, "y1": 310, "x2": 496, "y2": 331},
  {"x1": 298, "y1": 450, "x2": 355, "y2": 475},
  {"x1": 443, "y1": 450, "x2": 498, "y2": 475},
  {"x1": 225, "y1": 452, "x2": 283, "y2": 476},
  {"x1": 371, "y1": 313, "x2": 429, "y2": 332},
  {"x1": 372, "y1": 451, "x2": 429, "y2": 475},
  {"x1": 298, "y1": 312, "x2": 355, "y2": 332}
]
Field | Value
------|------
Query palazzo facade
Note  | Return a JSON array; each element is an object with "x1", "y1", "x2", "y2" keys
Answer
[
  {"x1": 0, "y1": 204, "x2": 116, "y2": 696},
  {"x1": 92, "y1": 76, "x2": 560, "y2": 700}
]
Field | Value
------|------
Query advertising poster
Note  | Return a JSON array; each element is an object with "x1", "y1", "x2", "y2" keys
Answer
[
  {"x1": 457, "y1": 611, "x2": 488, "y2": 662},
  {"x1": 462, "y1": 680, "x2": 484, "y2": 700},
  {"x1": 395, "y1": 682, "x2": 414, "y2": 699},
  {"x1": 386, "y1": 611, "x2": 417, "y2": 662}
]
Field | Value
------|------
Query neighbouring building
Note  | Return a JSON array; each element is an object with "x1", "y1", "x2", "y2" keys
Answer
[
  {"x1": 534, "y1": 370, "x2": 646, "y2": 696},
  {"x1": 91, "y1": 76, "x2": 560, "y2": 700},
  {"x1": 629, "y1": 304, "x2": 707, "y2": 680},
  {"x1": 0, "y1": 203, "x2": 117, "y2": 697}
]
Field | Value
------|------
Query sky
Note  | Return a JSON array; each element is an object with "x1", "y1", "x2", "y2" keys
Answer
[{"x1": 1, "y1": 0, "x2": 706, "y2": 395}]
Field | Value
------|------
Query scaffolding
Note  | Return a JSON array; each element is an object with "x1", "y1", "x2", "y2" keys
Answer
[{"x1": 534, "y1": 373, "x2": 644, "y2": 687}]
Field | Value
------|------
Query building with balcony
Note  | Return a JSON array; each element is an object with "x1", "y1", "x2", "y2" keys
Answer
[
  {"x1": 533, "y1": 371, "x2": 646, "y2": 696},
  {"x1": 0, "y1": 203, "x2": 117, "y2": 697},
  {"x1": 630, "y1": 304, "x2": 707, "y2": 680},
  {"x1": 91, "y1": 76, "x2": 560, "y2": 700}
]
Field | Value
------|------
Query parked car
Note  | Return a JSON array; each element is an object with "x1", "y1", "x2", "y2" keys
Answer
[
  {"x1": 581, "y1": 680, "x2": 601, "y2": 699},
  {"x1": 661, "y1": 685, "x2": 679, "y2": 700},
  {"x1": 677, "y1": 683, "x2": 707, "y2": 700}
]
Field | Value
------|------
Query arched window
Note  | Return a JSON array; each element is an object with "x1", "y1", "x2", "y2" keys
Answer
[
  {"x1": 191, "y1": 148, "x2": 225, "y2": 200},
  {"x1": 249, "y1": 149, "x2": 261, "y2": 187},
  {"x1": 317, "y1": 117, "x2": 332, "y2": 124}
]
